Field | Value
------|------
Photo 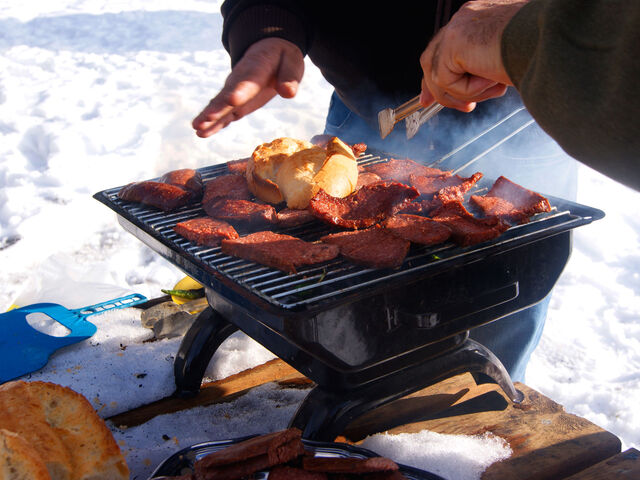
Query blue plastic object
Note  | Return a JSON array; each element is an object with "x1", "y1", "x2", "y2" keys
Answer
[{"x1": 0, "y1": 293, "x2": 147, "y2": 383}]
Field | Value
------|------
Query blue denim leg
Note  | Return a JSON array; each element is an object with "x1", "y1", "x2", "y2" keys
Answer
[{"x1": 323, "y1": 90, "x2": 576, "y2": 382}]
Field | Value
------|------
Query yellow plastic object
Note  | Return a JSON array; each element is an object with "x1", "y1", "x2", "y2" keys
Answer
[{"x1": 169, "y1": 277, "x2": 203, "y2": 305}]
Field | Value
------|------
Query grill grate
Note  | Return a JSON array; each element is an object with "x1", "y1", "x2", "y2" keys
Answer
[{"x1": 94, "y1": 151, "x2": 601, "y2": 311}]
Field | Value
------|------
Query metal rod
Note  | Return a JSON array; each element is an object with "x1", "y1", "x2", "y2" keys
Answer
[
  {"x1": 430, "y1": 106, "x2": 527, "y2": 167},
  {"x1": 452, "y1": 119, "x2": 535, "y2": 174}
]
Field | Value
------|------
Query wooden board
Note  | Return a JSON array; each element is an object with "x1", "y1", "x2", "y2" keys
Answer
[
  {"x1": 564, "y1": 448, "x2": 640, "y2": 479},
  {"x1": 110, "y1": 359, "x2": 622, "y2": 480},
  {"x1": 343, "y1": 373, "x2": 621, "y2": 480}
]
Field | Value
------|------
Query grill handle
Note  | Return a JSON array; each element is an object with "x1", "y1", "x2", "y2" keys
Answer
[{"x1": 395, "y1": 282, "x2": 519, "y2": 329}]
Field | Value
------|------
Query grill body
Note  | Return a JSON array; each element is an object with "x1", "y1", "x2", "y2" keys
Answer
[{"x1": 94, "y1": 132, "x2": 604, "y2": 439}]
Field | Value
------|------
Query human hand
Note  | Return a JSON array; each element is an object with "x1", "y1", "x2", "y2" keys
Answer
[
  {"x1": 419, "y1": 0, "x2": 527, "y2": 112},
  {"x1": 192, "y1": 37, "x2": 305, "y2": 137}
]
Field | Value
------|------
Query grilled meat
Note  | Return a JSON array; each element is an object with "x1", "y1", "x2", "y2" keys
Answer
[
  {"x1": 226, "y1": 157, "x2": 249, "y2": 175},
  {"x1": 202, "y1": 173, "x2": 252, "y2": 204},
  {"x1": 431, "y1": 201, "x2": 509, "y2": 247},
  {"x1": 221, "y1": 231, "x2": 339, "y2": 273},
  {"x1": 275, "y1": 208, "x2": 316, "y2": 228},
  {"x1": 320, "y1": 226, "x2": 410, "y2": 269},
  {"x1": 409, "y1": 171, "x2": 482, "y2": 197},
  {"x1": 173, "y1": 217, "x2": 238, "y2": 247},
  {"x1": 355, "y1": 172, "x2": 382, "y2": 190},
  {"x1": 365, "y1": 158, "x2": 450, "y2": 184},
  {"x1": 470, "y1": 176, "x2": 552, "y2": 224},
  {"x1": 158, "y1": 168, "x2": 203, "y2": 200},
  {"x1": 204, "y1": 198, "x2": 277, "y2": 226},
  {"x1": 118, "y1": 181, "x2": 193, "y2": 211},
  {"x1": 309, "y1": 181, "x2": 419, "y2": 229},
  {"x1": 382, "y1": 214, "x2": 452, "y2": 245}
]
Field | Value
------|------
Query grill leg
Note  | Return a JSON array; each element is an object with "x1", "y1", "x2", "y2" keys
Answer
[
  {"x1": 289, "y1": 338, "x2": 522, "y2": 441},
  {"x1": 173, "y1": 306, "x2": 238, "y2": 398}
]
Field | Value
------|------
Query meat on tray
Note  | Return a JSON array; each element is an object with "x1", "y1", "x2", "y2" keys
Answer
[
  {"x1": 202, "y1": 173, "x2": 252, "y2": 204},
  {"x1": 383, "y1": 214, "x2": 452, "y2": 245},
  {"x1": 320, "y1": 226, "x2": 410, "y2": 269},
  {"x1": 204, "y1": 198, "x2": 277, "y2": 226},
  {"x1": 118, "y1": 181, "x2": 194, "y2": 211},
  {"x1": 470, "y1": 175, "x2": 552, "y2": 224},
  {"x1": 159, "y1": 168, "x2": 203, "y2": 200},
  {"x1": 431, "y1": 200, "x2": 509, "y2": 247},
  {"x1": 118, "y1": 168, "x2": 203, "y2": 211},
  {"x1": 365, "y1": 158, "x2": 450, "y2": 184},
  {"x1": 276, "y1": 208, "x2": 316, "y2": 228},
  {"x1": 268, "y1": 465, "x2": 328, "y2": 480},
  {"x1": 173, "y1": 217, "x2": 238, "y2": 247},
  {"x1": 309, "y1": 181, "x2": 419, "y2": 229},
  {"x1": 221, "y1": 231, "x2": 339, "y2": 273},
  {"x1": 302, "y1": 456, "x2": 399, "y2": 474}
]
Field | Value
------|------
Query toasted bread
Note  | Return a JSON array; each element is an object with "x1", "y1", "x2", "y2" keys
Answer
[
  {"x1": 247, "y1": 137, "x2": 358, "y2": 208},
  {"x1": 0, "y1": 429, "x2": 52, "y2": 480},
  {"x1": 0, "y1": 381, "x2": 129, "y2": 480}
]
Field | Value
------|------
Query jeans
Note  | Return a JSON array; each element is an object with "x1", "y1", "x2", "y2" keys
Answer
[{"x1": 323, "y1": 90, "x2": 578, "y2": 382}]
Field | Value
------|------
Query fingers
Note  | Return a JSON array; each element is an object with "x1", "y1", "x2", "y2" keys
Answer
[
  {"x1": 193, "y1": 38, "x2": 304, "y2": 137},
  {"x1": 275, "y1": 47, "x2": 305, "y2": 99}
]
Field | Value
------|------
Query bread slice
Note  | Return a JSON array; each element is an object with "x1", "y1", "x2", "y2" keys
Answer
[
  {"x1": 0, "y1": 381, "x2": 129, "y2": 480},
  {"x1": 0, "y1": 429, "x2": 52, "y2": 480},
  {"x1": 0, "y1": 381, "x2": 73, "y2": 480}
]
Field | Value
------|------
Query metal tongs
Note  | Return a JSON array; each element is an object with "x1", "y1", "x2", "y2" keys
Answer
[{"x1": 378, "y1": 95, "x2": 444, "y2": 140}]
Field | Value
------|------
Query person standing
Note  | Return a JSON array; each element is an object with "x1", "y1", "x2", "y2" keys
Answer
[{"x1": 192, "y1": 0, "x2": 579, "y2": 382}]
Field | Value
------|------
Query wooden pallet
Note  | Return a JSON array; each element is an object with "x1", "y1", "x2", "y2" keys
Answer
[{"x1": 109, "y1": 359, "x2": 632, "y2": 480}]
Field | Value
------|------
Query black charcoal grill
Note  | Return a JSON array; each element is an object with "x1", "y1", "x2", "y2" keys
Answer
[{"x1": 94, "y1": 108, "x2": 604, "y2": 441}]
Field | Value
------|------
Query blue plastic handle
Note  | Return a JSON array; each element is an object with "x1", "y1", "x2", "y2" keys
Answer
[{"x1": 0, "y1": 293, "x2": 147, "y2": 383}]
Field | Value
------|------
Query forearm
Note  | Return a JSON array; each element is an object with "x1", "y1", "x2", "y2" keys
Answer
[
  {"x1": 501, "y1": 0, "x2": 640, "y2": 190},
  {"x1": 221, "y1": 0, "x2": 312, "y2": 65}
]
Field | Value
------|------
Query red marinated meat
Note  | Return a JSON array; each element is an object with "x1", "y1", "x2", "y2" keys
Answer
[
  {"x1": 195, "y1": 429, "x2": 303, "y2": 469},
  {"x1": 269, "y1": 466, "x2": 328, "y2": 480},
  {"x1": 173, "y1": 217, "x2": 238, "y2": 247},
  {"x1": 355, "y1": 172, "x2": 382, "y2": 190},
  {"x1": 320, "y1": 226, "x2": 410, "y2": 269},
  {"x1": 118, "y1": 180, "x2": 193, "y2": 211},
  {"x1": 309, "y1": 181, "x2": 419, "y2": 229},
  {"x1": 204, "y1": 198, "x2": 277, "y2": 226},
  {"x1": 470, "y1": 176, "x2": 552, "y2": 224},
  {"x1": 302, "y1": 456, "x2": 399, "y2": 474},
  {"x1": 226, "y1": 157, "x2": 249, "y2": 174},
  {"x1": 276, "y1": 208, "x2": 316, "y2": 228},
  {"x1": 430, "y1": 201, "x2": 509, "y2": 247},
  {"x1": 365, "y1": 158, "x2": 450, "y2": 184},
  {"x1": 158, "y1": 168, "x2": 203, "y2": 200},
  {"x1": 409, "y1": 171, "x2": 482, "y2": 197},
  {"x1": 350, "y1": 142, "x2": 368, "y2": 157},
  {"x1": 383, "y1": 214, "x2": 452, "y2": 245},
  {"x1": 203, "y1": 174, "x2": 252, "y2": 204},
  {"x1": 221, "y1": 231, "x2": 339, "y2": 273}
]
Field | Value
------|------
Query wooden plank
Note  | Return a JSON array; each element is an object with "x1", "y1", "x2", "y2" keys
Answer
[
  {"x1": 107, "y1": 359, "x2": 310, "y2": 427},
  {"x1": 563, "y1": 449, "x2": 640, "y2": 479},
  {"x1": 342, "y1": 373, "x2": 621, "y2": 480},
  {"x1": 110, "y1": 360, "x2": 622, "y2": 480}
]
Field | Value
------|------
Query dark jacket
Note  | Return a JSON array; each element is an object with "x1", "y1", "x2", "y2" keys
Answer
[
  {"x1": 221, "y1": 0, "x2": 465, "y2": 129},
  {"x1": 221, "y1": 0, "x2": 640, "y2": 191}
]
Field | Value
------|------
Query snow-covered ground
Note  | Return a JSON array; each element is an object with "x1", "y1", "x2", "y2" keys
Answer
[{"x1": 1, "y1": 2, "x2": 638, "y2": 479}]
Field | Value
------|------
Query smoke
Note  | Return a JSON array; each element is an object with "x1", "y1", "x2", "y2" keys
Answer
[{"x1": 324, "y1": 88, "x2": 578, "y2": 200}]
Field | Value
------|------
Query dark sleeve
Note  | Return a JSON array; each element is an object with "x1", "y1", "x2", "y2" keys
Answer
[
  {"x1": 501, "y1": 0, "x2": 640, "y2": 191},
  {"x1": 221, "y1": 0, "x2": 313, "y2": 66}
]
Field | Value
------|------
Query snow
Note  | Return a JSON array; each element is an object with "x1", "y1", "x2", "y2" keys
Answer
[{"x1": 1, "y1": 2, "x2": 638, "y2": 479}]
